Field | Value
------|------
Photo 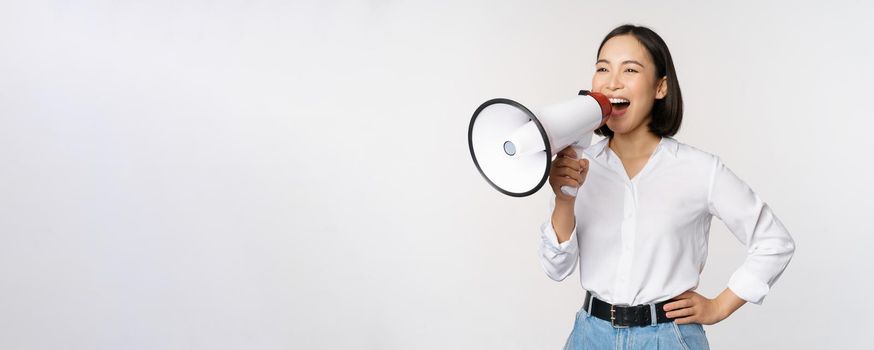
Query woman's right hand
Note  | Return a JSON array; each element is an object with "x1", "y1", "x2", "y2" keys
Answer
[{"x1": 549, "y1": 146, "x2": 590, "y2": 203}]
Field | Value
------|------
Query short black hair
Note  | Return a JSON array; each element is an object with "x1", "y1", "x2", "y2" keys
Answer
[{"x1": 594, "y1": 24, "x2": 683, "y2": 138}]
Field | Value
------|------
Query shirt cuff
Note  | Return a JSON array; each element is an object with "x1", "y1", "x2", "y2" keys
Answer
[
  {"x1": 540, "y1": 217, "x2": 578, "y2": 255},
  {"x1": 727, "y1": 268, "x2": 771, "y2": 305}
]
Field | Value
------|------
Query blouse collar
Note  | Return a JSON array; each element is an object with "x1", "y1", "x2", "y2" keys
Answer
[{"x1": 586, "y1": 136, "x2": 679, "y2": 159}]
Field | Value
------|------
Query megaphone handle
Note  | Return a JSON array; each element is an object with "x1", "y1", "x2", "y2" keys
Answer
[
  {"x1": 560, "y1": 185, "x2": 578, "y2": 197},
  {"x1": 559, "y1": 144, "x2": 587, "y2": 197}
]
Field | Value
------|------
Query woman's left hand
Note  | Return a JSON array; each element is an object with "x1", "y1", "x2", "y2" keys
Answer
[{"x1": 662, "y1": 291, "x2": 728, "y2": 325}]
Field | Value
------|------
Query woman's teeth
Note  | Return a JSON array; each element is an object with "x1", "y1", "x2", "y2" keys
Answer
[{"x1": 609, "y1": 97, "x2": 630, "y2": 107}]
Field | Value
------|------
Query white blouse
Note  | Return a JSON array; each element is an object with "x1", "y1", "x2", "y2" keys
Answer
[{"x1": 539, "y1": 137, "x2": 795, "y2": 306}]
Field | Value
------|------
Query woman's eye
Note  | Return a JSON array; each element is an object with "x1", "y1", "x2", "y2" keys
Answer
[
  {"x1": 625, "y1": 68, "x2": 638, "y2": 73},
  {"x1": 596, "y1": 67, "x2": 608, "y2": 72}
]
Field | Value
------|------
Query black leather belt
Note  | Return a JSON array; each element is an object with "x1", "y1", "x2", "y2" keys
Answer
[{"x1": 583, "y1": 291, "x2": 675, "y2": 328}]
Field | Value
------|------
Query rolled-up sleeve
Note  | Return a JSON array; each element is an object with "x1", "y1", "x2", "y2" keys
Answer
[
  {"x1": 538, "y1": 197, "x2": 580, "y2": 281},
  {"x1": 707, "y1": 157, "x2": 796, "y2": 304}
]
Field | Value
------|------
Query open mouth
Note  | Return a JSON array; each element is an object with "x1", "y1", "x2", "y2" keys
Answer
[{"x1": 609, "y1": 97, "x2": 630, "y2": 117}]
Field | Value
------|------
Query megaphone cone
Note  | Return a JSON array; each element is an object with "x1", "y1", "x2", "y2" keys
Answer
[{"x1": 468, "y1": 90, "x2": 611, "y2": 197}]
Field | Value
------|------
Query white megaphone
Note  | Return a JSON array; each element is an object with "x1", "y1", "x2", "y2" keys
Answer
[{"x1": 468, "y1": 90, "x2": 612, "y2": 197}]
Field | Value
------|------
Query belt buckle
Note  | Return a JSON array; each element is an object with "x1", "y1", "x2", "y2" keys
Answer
[{"x1": 610, "y1": 305, "x2": 629, "y2": 328}]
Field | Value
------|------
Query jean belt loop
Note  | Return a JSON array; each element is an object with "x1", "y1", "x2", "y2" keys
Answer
[
  {"x1": 649, "y1": 303, "x2": 657, "y2": 327},
  {"x1": 587, "y1": 293, "x2": 594, "y2": 314}
]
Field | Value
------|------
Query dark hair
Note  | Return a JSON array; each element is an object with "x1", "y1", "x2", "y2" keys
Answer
[{"x1": 594, "y1": 24, "x2": 683, "y2": 138}]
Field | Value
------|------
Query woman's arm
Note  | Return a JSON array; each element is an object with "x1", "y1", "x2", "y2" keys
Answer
[
  {"x1": 707, "y1": 157, "x2": 796, "y2": 304},
  {"x1": 537, "y1": 147, "x2": 589, "y2": 281},
  {"x1": 663, "y1": 156, "x2": 796, "y2": 325},
  {"x1": 551, "y1": 199, "x2": 576, "y2": 243}
]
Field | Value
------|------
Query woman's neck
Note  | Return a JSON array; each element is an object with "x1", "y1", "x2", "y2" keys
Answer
[{"x1": 609, "y1": 127, "x2": 661, "y2": 159}]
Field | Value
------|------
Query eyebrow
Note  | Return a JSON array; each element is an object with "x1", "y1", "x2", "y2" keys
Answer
[{"x1": 596, "y1": 59, "x2": 645, "y2": 67}]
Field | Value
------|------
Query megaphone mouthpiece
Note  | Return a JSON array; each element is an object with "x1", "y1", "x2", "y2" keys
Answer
[{"x1": 580, "y1": 90, "x2": 613, "y2": 119}]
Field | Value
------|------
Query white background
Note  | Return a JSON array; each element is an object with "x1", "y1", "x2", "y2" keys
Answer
[{"x1": 1, "y1": 0, "x2": 872, "y2": 349}]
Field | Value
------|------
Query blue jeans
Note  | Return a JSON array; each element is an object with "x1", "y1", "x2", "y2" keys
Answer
[{"x1": 564, "y1": 304, "x2": 710, "y2": 350}]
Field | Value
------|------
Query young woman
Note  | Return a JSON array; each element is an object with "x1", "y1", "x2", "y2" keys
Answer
[{"x1": 539, "y1": 25, "x2": 795, "y2": 349}]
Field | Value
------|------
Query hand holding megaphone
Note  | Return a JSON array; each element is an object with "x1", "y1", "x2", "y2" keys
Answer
[{"x1": 550, "y1": 146, "x2": 590, "y2": 201}]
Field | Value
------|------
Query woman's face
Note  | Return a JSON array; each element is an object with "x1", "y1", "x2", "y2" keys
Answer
[{"x1": 592, "y1": 34, "x2": 667, "y2": 136}]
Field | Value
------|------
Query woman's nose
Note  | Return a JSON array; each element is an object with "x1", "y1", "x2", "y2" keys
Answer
[{"x1": 606, "y1": 71, "x2": 623, "y2": 90}]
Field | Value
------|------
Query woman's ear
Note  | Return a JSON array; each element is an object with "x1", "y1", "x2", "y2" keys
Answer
[{"x1": 655, "y1": 76, "x2": 668, "y2": 100}]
